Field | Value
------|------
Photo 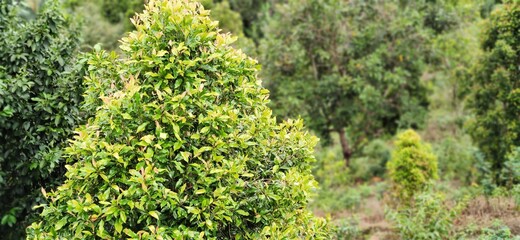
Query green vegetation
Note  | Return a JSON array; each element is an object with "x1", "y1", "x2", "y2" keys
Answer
[
  {"x1": 466, "y1": 0, "x2": 520, "y2": 186},
  {"x1": 386, "y1": 191, "x2": 465, "y2": 239},
  {"x1": 26, "y1": 1, "x2": 330, "y2": 238},
  {"x1": 260, "y1": 0, "x2": 431, "y2": 165},
  {"x1": 0, "y1": 0, "x2": 518, "y2": 238},
  {"x1": 387, "y1": 130, "x2": 438, "y2": 204},
  {"x1": 0, "y1": 0, "x2": 86, "y2": 238}
]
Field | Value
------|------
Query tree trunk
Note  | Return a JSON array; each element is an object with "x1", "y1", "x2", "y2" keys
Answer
[{"x1": 338, "y1": 128, "x2": 352, "y2": 166}]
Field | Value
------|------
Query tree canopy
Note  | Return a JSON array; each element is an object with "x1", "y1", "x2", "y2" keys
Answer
[{"x1": 260, "y1": 0, "x2": 431, "y2": 165}]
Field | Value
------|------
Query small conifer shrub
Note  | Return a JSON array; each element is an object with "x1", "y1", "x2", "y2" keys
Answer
[
  {"x1": 26, "y1": 0, "x2": 331, "y2": 239},
  {"x1": 387, "y1": 130, "x2": 438, "y2": 204}
]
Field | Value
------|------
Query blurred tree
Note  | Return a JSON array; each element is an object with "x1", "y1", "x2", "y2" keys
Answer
[
  {"x1": 76, "y1": 2, "x2": 125, "y2": 50},
  {"x1": 100, "y1": 0, "x2": 145, "y2": 31},
  {"x1": 209, "y1": 0, "x2": 256, "y2": 55},
  {"x1": 480, "y1": 0, "x2": 503, "y2": 18},
  {"x1": 466, "y1": 0, "x2": 519, "y2": 186},
  {"x1": 260, "y1": 0, "x2": 431, "y2": 165}
]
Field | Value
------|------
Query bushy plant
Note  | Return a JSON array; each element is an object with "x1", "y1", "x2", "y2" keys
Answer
[
  {"x1": 466, "y1": 0, "x2": 520, "y2": 185},
  {"x1": 313, "y1": 142, "x2": 350, "y2": 189},
  {"x1": 500, "y1": 146, "x2": 520, "y2": 188},
  {"x1": 513, "y1": 184, "x2": 520, "y2": 209},
  {"x1": 0, "y1": 0, "x2": 85, "y2": 238},
  {"x1": 334, "y1": 217, "x2": 362, "y2": 240},
  {"x1": 350, "y1": 139, "x2": 391, "y2": 182},
  {"x1": 27, "y1": 0, "x2": 331, "y2": 239},
  {"x1": 478, "y1": 220, "x2": 520, "y2": 240},
  {"x1": 100, "y1": 0, "x2": 144, "y2": 31},
  {"x1": 387, "y1": 130, "x2": 438, "y2": 203},
  {"x1": 433, "y1": 136, "x2": 478, "y2": 183},
  {"x1": 385, "y1": 191, "x2": 466, "y2": 240}
]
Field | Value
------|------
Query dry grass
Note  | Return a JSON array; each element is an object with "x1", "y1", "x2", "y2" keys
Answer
[{"x1": 455, "y1": 196, "x2": 520, "y2": 236}]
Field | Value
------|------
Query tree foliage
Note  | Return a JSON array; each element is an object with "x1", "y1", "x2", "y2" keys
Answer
[
  {"x1": 27, "y1": 0, "x2": 331, "y2": 239},
  {"x1": 207, "y1": 0, "x2": 256, "y2": 55},
  {"x1": 100, "y1": 0, "x2": 144, "y2": 31},
  {"x1": 387, "y1": 130, "x2": 438, "y2": 204},
  {"x1": 260, "y1": 0, "x2": 431, "y2": 165},
  {"x1": 466, "y1": 0, "x2": 519, "y2": 185},
  {"x1": 0, "y1": 0, "x2": 85, "y2": 238}
]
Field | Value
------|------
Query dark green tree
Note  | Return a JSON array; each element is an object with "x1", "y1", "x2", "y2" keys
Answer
[
  {"x1": 27, "y1": 1, "x2": 331, "y2": 238},
  {"x1": 260, "y1": 0, "x2": 431, "y2": 165},
  {"x1": 0, "y1": 0, "x2": 85, "y2": 238},
  {"x1": 466, "y1": 0, "x2": 519, "y2": 185}
]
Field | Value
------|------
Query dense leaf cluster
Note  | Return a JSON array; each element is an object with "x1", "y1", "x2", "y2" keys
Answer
[
  {"x1": 27, "y1": 1, "x2": 331, "y2": 239},
  {"x1": 0, "y1": 0, "x2": 85, "y2": 238},
  {"x1": 467, "y1": 0, "x2": 519, "y2": 185},
  {"x1": 387, "y1": 130, "x2": 438, "y2": 204}
]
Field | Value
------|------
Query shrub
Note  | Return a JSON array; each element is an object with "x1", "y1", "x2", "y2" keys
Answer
[
  {"x1": 313, "y1": 142, "x2": 350, "y2": 189},
  {"x1": 100, "y1": 0, "x2": 144, "y2": 31},
  {"x1": 500, "y1": 146, "x2": 520, "y2": 188},
  {"x1": 0, "y1": 0, "x2": 85, "y2": 238},
  {"x1": 350, "y1": 139, "x2": 391, "y2": 182},
  {"x1": 334, "y1": 217, "x2": 362, "y2": 240},
  {"x1": 385, "y1": 191, "x2": 466, "y2": 240},
  {"x1": 478, "y1": 220, "x2": 520, "y2": 240},
  {"x1": 312, "y1": 143, "x2": 361, "y2": 213},
  {"x1": 387, "y1": 130, "x2": 438, "y2": 204},
  {"x1": 75, "y1": 2, "x2": 126, "y2": 50},
  {"x1": 513, "y1": 184, "x2": 520, "y2": 209},
  {"x1": 27, "y1": 1, "x2": 331, "y2": 239},
  {"x1": 433, "y1": 136, "x2": 478, "y2": 183}
]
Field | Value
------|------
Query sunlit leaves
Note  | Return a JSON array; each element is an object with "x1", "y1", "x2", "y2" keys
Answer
[
  {"x1": 27, "y1": 0, "x2": 331, "y2": 239},
  {"x1": 387, "y1": 130, "x2": 438, "y2": 205}
]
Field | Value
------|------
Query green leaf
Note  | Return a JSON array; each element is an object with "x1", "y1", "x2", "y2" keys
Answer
[
  {"x1": 122, "y1": 113, "x2": 132, "y2": 120},
  {"x1": 181, "y1": 151, "x2": 191, "y2": 162},
  {"x1": 55, "y1": 217, "x2": 68, "y2": 230},
  {"x1": 148, "y1": 211, "x2": 159, "y2": 220},
  {"x1": 136, "y1": 123, "x2": 149, "y2": 133},
  {"x1": 236, "y1": 210, "x2": 249, "y2": 216},
  {"x1": 115, "y1": 219, "x2": 123, "y2": 233}
]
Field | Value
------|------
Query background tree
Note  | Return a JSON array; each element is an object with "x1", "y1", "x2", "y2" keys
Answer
[
  {"x1": 206, "y1": 0, "x2": 256, "y2": 55},
  {"x1": 0, "y1": 0, "x2": 85, "y2": 238},
  {"x1": 99, "y1": 0, "x2": 145, "y2": 31},
  {"x1": 466, "y1": 0, "x2": 519, "y2": 185},
  {"x1": 27, "y1": 0, "x2": 331, "y2": 238},
  {"x1": 260, "y1": 0, "x2": 431, "y2": 165}
]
